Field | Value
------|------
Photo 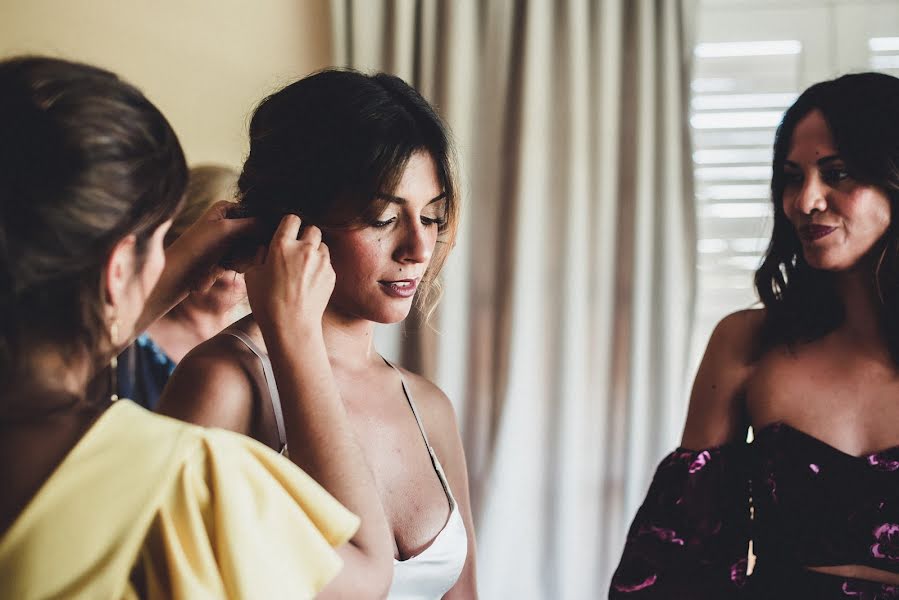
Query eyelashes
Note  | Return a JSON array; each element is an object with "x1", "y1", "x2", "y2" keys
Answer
[
  {"x1": 781, "y1": 168, "x2": 850, "y2": 187},
  {"x1": 822, "y1": 168, "x2": 849, "y2": 185},
  {"x1": 782, "y1": 171, "x2": 802, "y2": 185},
  {"x1": 421, "y1": 216, "x2": 448, "y2": 229},
  {"x1": 369, "y1": 216, "x2": 447, "y2": 229}
]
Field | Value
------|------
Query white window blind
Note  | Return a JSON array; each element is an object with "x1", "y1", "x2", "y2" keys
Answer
[
  {"x1": 870, "y1": 36, "x2": 899, "y2": 74},
  {"x1": 690, "y1": 40, "x2": 801, "y2": 362}
]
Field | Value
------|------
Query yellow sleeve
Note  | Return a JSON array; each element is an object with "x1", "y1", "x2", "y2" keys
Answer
[{"x1": 136, "y1": 428, "x2": 360, "y2": 600}]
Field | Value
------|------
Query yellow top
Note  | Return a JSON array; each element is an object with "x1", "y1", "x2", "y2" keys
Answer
[{"x1": 0, "y1": 400, "x2": 359, "y2": 599}]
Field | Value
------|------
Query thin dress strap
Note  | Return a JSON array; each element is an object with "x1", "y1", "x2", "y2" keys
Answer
[
  {"x1": 381, "y1": 357, "x2": 454, "y2": 509},
  {"x1": 221, "y1": 328, "x2": 288, "y2": 456}
]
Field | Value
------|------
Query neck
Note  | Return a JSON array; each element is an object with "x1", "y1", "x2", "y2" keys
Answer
[
  {"x1": 833, "y1": 263, "x2": 885, "y2": 345},
  {"x1": 320, "y1": 307, "x2": 378, "y2": 371},
  {"x1": 241, "y1": 306, "x2": 380, "y2": 370},
  {"x1": 155, "y1": 297, "x2": 234, "y2": 342}
]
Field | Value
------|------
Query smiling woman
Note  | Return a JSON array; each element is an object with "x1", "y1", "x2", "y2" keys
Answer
[
  {"x1": 326, "y1": 151, "x2": 449, "y2": 321},
  {"x1": 780, "y1": 111, "x2": 891, "y2": 266},
  {"x1": 611, "y1": 72, "x2": 899, "y2": 600},
  {"x1": 156, "y1": 69, "x2": 477, "y2": 599}
]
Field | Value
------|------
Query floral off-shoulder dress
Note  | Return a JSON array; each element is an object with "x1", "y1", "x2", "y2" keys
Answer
[{"x1": 610, "y1": 424, "x2": 899, "y2": 600}]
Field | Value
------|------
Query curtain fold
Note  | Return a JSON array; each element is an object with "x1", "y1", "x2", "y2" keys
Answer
[{"x1": 330, "y1": 1, "x2": 696, "y2": 596}]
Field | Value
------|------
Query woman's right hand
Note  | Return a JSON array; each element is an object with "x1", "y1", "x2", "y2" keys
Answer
[
  {"x1": 136, "y1": 201, "x2": 257, "y2": 347},
  {"x1": 244, "y1": 214, "x2": 335, "y2": 339}
]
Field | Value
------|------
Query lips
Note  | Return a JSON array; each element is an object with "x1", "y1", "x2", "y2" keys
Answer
[
  {"x1": 378, "y1": 278, "x2": 419, "y2": 299},
  {"x1": 799, "y1": 224, "x2": 837, "y2": 242}
]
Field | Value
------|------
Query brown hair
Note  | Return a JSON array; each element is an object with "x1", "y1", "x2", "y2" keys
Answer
[
  {"x1": 237, "y1": 69, "x2": 459, "y2": 314},
  {"x1": 0, "y1": 56, "x2": 187, "y2": 383},
  {"x1": 755, "y1": 72, "x2": 899, "y2": 363}
]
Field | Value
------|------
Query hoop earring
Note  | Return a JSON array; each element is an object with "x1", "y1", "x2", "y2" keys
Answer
[
  {"x1": 109, "y1": 315, "x2": 119, "y2": 402},
  {"x1": 875, "y1": 242, "x2": 891, "y2": 307}
]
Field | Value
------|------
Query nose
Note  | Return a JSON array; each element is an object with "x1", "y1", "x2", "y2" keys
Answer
[
  {"x1": 393, "y1": 219, "x2": 432, "y2": 265},
  {"x1": 794, "y1": 173, "x2": 828, "y2": 215}
]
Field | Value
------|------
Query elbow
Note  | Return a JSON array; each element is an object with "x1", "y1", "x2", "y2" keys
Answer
[
  {"x1": 331, "y1": 541, "x2": 393, "y2": 599},
  {"x1": 363, "y1": 550, "x2": 394, "y2": 599}
]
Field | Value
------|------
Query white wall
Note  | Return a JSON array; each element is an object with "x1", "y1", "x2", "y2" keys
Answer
[{"x1": 0, "y1": 0, "x2": 333, "y2": 168}]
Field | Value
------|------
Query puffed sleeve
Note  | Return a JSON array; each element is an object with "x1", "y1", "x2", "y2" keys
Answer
[
  {"x1": 134, "y1": 428, "x2": 360, "y2": 599},
  {"x1": 609, "y1": 444, "x2": 751, "y2": 600}
]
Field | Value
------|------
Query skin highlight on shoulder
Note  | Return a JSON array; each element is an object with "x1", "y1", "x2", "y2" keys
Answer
[
  {"x1": 680, "y1": 308, "x2": 765, "y2": 450},
  {"x1": 156, "y1": 335, "x2": 259, "y2": 434}
]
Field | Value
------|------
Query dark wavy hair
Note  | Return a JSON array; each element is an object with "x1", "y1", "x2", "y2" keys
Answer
[
  {"x1": 0, "y1": 56, "x2": 187, "y2": 384},
  {"x1": 237, "y1": 68, "x2": 459, "y2": 314},
  {"x1": 754, "y1": 72, "x2": 899, "y2": 361}
]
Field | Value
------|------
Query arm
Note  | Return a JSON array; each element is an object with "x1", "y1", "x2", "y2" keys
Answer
[
  {"x1": 409, "y1": 376, "x2": 478, "y2": 599},
  {"x1": 609, "y1": 309, "x2": 761, "y2": 599},
  {"x1": 245, "y1": 216, "x2": 393, "y2": 599},
  {"x1": 680, "y1": 309, "x2": 761, "y2": 449},
  {"x1": 135, "y1": 202, "x2": 257, "y2": 341}
]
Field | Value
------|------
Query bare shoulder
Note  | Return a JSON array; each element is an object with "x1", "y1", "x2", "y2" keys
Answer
[
  {"x1": 393, "y1": 367, "x2": 460, "y2": 452},
  {"x1": 400, "y1": 368, "x2": 465, "y2": 472},
  {"x1": 710, "y1": 307, "x2": 765, "y2": 358},
  {"x1": 680, "y1": 308, "x2": 765, "y2": 449},
  {"x1": 392, "y1": 366, "x2": 478, "y2": 596},
  {"x1": 169, "y1": 333, "x2": 259, "y2": 387},
  {"x1": 156, "y1": 334, "x2": 260, "y2": 433}
]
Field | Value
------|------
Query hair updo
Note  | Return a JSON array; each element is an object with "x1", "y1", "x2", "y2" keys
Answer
[
  {"x1": 0, "y1": 56, "x2": 187, "y2": 382},
  {"x1": 237, "y1": 68, "x2": 460, "y2": 313}
]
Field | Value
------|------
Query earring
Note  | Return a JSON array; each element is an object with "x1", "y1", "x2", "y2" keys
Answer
[{"x1": 109, "y1": 315, "x2": 119, "y2": 402}]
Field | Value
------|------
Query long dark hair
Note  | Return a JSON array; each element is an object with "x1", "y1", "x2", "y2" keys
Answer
[
  {"x1": 237, "y1": 68, "x2": 459, "y2": 313},
  {"x1": 754, "y1": 72, "x2": 899, "y2": 361},
  {"x1": 0, "y1": 56, "x2": 187, "y2": 384}
]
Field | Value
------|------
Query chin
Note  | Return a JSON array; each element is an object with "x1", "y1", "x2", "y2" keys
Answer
[
  {"x1": 330, "y1": 298, "x2": 415, "y2": 324},
  {"x1": 803, "y1": 250, "x2": 859, "y2": 272},
  {"x1": 372, "y1": 303, "x2": 415, "y2": 324},
  {"x1": 354, "y1": 295, "x2": 416, "y2": 324}
]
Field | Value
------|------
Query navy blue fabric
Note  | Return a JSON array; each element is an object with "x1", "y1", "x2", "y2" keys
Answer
[{"x1": 116, "y1": 334, "x2": 176, "y2": 410}]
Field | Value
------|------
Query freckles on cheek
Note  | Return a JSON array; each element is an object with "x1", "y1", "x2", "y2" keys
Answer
[{"x1": 337, "y1": 230, "x2": 388, "y2": 282}]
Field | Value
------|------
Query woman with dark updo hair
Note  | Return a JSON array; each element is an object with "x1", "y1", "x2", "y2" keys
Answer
[
  {"x1": 0, "y1": 56, "x2": 360, "y2": 598},
  {"x1": 158, "y1": 69, "x2": 478, "y2": 598},
  {"x1": 611, "y1": 72, "x2": 899, "y2": 599}
]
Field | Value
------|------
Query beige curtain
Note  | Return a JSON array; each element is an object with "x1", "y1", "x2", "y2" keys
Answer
[{"x1": 330, "y1": 1, "x2": 696, "y2": 597}]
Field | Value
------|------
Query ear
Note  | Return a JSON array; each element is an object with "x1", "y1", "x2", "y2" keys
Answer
[{"x1": 104, "y1": 234, "x2": 138, "y2": 313}]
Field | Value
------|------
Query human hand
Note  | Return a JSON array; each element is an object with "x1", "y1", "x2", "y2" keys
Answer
[
  {"x1": 244, "y1": 214, "x2": 335, "y2": 340},
  {"x1": 165, "y1": 200, "x2": 258, "y2": 293}
]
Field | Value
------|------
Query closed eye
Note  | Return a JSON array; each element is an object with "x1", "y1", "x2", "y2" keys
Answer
[
  {"x1": 421, "y1": 216, "x2": 447, "y2": 227},
  {"x1": 370, "y1": 217, "x2": 397, "y2": 228}
]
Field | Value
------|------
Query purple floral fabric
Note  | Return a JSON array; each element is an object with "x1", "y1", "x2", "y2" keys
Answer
[
  {"x1": 611, "y1": 424, "x2": 899, "y2": 599},
  {"x1": 609, "y1": 445, "x2": 751, "y2": 599},
  {"x1": 751, "y1": 423, "x2": 899, "y2": 576},
  {"x1": 747, "y1": 561, "x2": 899, "y2": 599}
]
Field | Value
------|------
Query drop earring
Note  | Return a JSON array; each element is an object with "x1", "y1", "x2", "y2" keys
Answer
[{"x1": 109, "y1": 314, "x2": 119, "y2": 402}]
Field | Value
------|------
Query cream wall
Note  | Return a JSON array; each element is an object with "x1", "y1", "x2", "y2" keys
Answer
[{"x1": 0, "y1": 0, "x2": 334, "y2": 168}]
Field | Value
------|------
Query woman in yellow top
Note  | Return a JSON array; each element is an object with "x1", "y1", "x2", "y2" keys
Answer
[{"x1": 0, "y1": 56, "x2": 384, "y2": 598}]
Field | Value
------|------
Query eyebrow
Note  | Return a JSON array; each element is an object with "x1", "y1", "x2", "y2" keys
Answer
[
  {"x1": 783, "y1": 154, "x2": 842, "y2": 168},
  {"x1": 376, "y1": 192, "x2": 447, "y2": 205}
]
